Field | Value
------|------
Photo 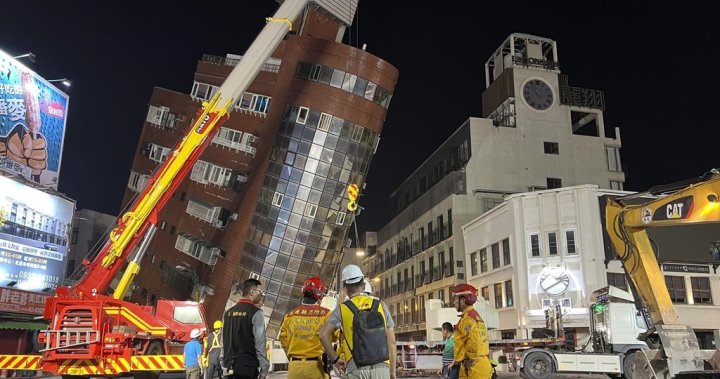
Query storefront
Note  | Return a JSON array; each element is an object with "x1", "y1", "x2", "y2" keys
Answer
[{"x1": 0, "y1": 287, "x2": 50, "y2": 355}]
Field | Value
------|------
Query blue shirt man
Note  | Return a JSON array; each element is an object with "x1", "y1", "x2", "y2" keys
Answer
[{"x1": 185, "y1": 329, "x2": 204, "y2": 379}]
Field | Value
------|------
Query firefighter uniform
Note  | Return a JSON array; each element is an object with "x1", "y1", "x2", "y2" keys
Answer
[
  {"x1": 455, "y1": 307, "x2": 492, "y2": 379},
  {"x1": 279, "y1": 304, "x2": 330, "y2": 379}
]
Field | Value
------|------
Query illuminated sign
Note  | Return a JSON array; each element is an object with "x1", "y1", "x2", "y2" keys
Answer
[
  {"x1": 0, "y1": 175, "x2": 74, "y2": 292},
  {"x1": 662, "y1": 264, "x2": 710, "y2": 274},
  {"x1": 0, "y1": 49, "x2": 69, "y2": 189}
]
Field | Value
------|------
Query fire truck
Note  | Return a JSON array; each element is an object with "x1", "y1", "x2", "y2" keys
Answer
[{"x1": 0, "y1": 0, "x2": 350, "y2": 376}]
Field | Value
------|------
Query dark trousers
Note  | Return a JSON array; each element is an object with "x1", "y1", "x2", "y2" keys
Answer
[
  {"x1": 442, "y1": 363, "x2": 460, "y2": 379},
  {"x1": 231, "y1": 364, "x2": 259, "y2": 379},
  {"x1": 206, "y1": 359, "x2": 223, "y2": 379}
]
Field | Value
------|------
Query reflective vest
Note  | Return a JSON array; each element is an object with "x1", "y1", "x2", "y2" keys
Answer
[{"x1": 339, "y1": 295, "x2": 390, "y2": 365}]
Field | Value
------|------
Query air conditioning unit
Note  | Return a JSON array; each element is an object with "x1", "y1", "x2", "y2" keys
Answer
[
  {"x1": 249, "y1": 272, "x2": 260, "y2": 280},
  {"x1": 205, "y1": 286, "x2": 215, "y2": 296},
  {"x1": 213, "y1": 220, "x2": 224, "y2": 228},
  {"x1": 229, "y1": 213, "x2": 238, "y2": 221}
]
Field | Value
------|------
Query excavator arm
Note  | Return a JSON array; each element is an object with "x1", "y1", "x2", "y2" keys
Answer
[{"x1": 606, "y1": 169, "x2": 720, "y2": 377}]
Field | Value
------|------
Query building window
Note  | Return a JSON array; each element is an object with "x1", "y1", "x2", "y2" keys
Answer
[
  {"x1": 665, "y1": 276, "x2": 686, "y2": 304},
  {"x1": 606, "y1": 146, "x2": 622, "y2": 172},
  {"x1": 530, "y1": 234, "x2": 540, "y2": 257},
  {"x1": 336, "y1": 212, "x2": 346, "y2": 225},
  {"x1": 296, "y1": 106, "x2": 309, "y2": 124},
  {"x1": 148, "y1": 143, "x2": 171, "y2": 163},
  {"x1": 547, "y1": 177, "x2": 562, "y2": 189},
  {"x1": 191, "y1": 81, "x2": 216, "y2": 100},
  {"x1": 304, "y1": 203, "x2": 318, "y2": 218},
  {"x1": 237, "y1": 92, "x2": 271, "y2": 114},
  {"x1": 691, "y1": 277, "x2": 712, "y2": 304},
  {"x1": 606, "y1": 272, "x2": 627, "y2": 291},
  {"x1": 491, "y1": 243, "x2": 500, "y2": 269},
  {"x1": 480, "y1": 248, "x2": 488, "y2": 273},
  {"x1": 481, "y1": 286, "x2": 490, "y2": 302},
  {"x1": 565, "y1": 230, "x2": 577, "y2": 254},
  {"x1": 548, "y1": 232, "x2": 558, "y2": 255},
  {"x1": 505, "y1": 280, "x2": 513, "y2": 307},
  {"x1": 544, "y1": 142, "x2": 559, "y2": 154},
  {"x1": 272, "y1": 192, "x2": 284, "y2": 207},
  {"x1": 610, "y1": 180, "x2": 624, "y2": 190},
  {"x1": 470, "y1": 252, "x2": 478, "y2": 276},
  {"x1": 71, "y1": 228, "x2": 79, "y2": 244},
  {"x1": 318, "y1": 113, "x2": 333, "y2": 131},
  {"x1": 502, "y1": 238, "x2": 511, "y2": 265},
  {"x1": 494, "y1": 283, "x2": 503, "y2": 308}
]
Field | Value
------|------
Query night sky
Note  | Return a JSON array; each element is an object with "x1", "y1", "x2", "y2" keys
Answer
[{"x1": 3, "y1": 2, "x2": 718, "y2": 233}]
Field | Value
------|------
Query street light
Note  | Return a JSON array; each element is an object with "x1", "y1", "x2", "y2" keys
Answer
[
  {"x1": 13, "y1": 52, "x2": 35, "y2": 63},
  {"x1": 48, "y1": 78, "x2": 71, "y2": 88},
  {"x1": 355, "y1": 249, "x2": 366, "y2": 257}
]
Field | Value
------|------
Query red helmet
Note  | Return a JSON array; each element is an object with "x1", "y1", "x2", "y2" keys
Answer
[
  {"x1": 451, "y1": 283, "x2": 478, "y2": 305},
  {"x1": 302, "y1": 276, "x2": 327, "y2": 301}
]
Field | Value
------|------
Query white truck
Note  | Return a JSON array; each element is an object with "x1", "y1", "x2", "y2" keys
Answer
[{"x1": 519, "y1": 286, "x2": 648, "y2": 379}]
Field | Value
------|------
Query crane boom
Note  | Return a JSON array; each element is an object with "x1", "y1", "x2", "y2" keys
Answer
[{"x1": 65, "y1": 0, "x2": 311, "y2": 300}]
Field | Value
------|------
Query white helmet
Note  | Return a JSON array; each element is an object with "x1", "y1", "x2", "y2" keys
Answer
[
  {"x1": 341, "y1": 264, "x2": 364, "y2": 284},
  {"x1": 190, "y1": 328, "x2": 202, "y2": 339},
  {"x1": 363, "y1": 279, "x2": 372, "y2": 294}
]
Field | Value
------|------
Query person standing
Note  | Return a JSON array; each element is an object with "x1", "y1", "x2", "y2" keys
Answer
[
  {"x1": 451, "y1": 284, "x2": 492, "y2": 379},
  {"x1": 441, "y1": 322, "x2": 459, "y2": 379},
  {"x1": 319, "y1": 265, "x2": 397, "y2": 379},
  {"x1": 279, "y1": 276, "x2": 331, "y2": 379},
  {"x1": 204, "y1": 320, "x2": 224, "y2": 379},
  {"x1": 184, "y1": 328, "x2": 204, "y2": 379},
  {"x1": 223, "y1": 279, "x2": 269, "y2": 379}
]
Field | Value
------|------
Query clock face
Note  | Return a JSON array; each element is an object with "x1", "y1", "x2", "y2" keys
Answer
[
  {"x1": 539, "y1": 268, "x2": 570, "y2": 296},
  {"x1": 522, "y1": 79, "x2": 554, "y2": 111}
]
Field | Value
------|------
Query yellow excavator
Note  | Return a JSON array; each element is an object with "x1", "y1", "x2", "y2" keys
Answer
[{"x1": 606, "y1": 169, "x2": 720, "y2": 378}]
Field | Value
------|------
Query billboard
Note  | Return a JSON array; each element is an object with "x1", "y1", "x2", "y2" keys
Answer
[
  {"x1": 0, "y1": 175, "x2": 74, "y2": 292},
  {"x1": 0, "y1": 287, "x2": 50, "y2": 315},
  {"x1": 0, "y1": 49, "x2": 69, "y2": 189}
]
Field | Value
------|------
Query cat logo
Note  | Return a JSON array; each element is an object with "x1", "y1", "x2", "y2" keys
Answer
[
  {"x1": 666, "y1": 203, "x2": 684, "y2": 219},
  {"x1": 652, "y1": 195, "x2": 694, "y2": 221}
]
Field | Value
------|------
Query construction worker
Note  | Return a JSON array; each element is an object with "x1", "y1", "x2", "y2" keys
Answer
[
  {"x1": 451, "y1": 283, "x2": 492, "y2": 379},
  {"x1": 204, "y1": 320, "x2": 224, "y2": 379},
  {"x1": 319, "y1": 264, "x2": 397, "y2": 379},
  {"x1": 184, "y1": 328, "x2": 204, "y2": 379},
  {"x1": 335, "y1": 278, "x2": 374, "y2": 371},
  {"x1": 279, "y1": 276, "x2": 330, "y2": 379}
]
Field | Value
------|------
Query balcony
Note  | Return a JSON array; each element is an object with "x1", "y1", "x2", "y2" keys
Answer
[{"x1": 202, "y1": 54, "x2": 281, "y2": 73}]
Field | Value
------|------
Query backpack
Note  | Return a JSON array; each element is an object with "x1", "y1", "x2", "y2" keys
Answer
[{"x1": 342, "y1": 298, "x2": 389, "y2": 366}]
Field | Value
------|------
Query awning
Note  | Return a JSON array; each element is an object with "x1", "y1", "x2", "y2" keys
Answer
[{"x1": 0, "y1": 321, "x2": 48, "y2": 331}]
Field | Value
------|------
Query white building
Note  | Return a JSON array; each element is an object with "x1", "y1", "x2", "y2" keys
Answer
[
  {"x1": 463, "y1": 185, "x2": 720, "y2": 348},
  {"x1": 67, "y1": 208, "x2": 117, "y2": 277},
  {"x1": 362, "y1": 33, "x2": 625, "y2": 341}
]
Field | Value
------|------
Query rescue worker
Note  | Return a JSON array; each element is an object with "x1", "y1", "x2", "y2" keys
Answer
[
  {"x1": 334, "y1": 278, "x2": 373, "y2": 373},
  {"x1": 204, "y1": 320, "x2": 224, "y2": 379},
  {"x1": 279, "y1": 276, "x2": 331, "y2": 379},
  {"x1": 223, "y1": 279, "x2": 269, "y2": 379},
  {"x1": 184, "y1": 328, "x2": 204, "y2": 379},
  {"x1": 319, "y1": 265, "x2": 397, "y2": 379},
  {"x1": 451, "y1": 283, "x2": 492, "y2": 379}
]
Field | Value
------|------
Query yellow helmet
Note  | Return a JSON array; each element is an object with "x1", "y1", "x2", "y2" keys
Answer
[{"x1": 213, "y1": 320, "x2": 223, "y2": 329}]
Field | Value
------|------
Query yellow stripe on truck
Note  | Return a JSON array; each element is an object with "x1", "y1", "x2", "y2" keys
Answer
[
  {"x1": 103, "y1": 306, "x2": 167, "y2": 335},
  {"x1": 0, "y1": 355, "x2": 40, "y2": 370}
]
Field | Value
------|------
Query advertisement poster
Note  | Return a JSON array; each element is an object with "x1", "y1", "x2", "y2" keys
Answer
[
  {"x1": 0, "y1": 175, "x2": 74, "y2": 291},
  {"x1": 0, "y1": 49, "x2": 69, "y2": 189}
]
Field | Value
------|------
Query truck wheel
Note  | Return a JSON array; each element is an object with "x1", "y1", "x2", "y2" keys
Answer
[
  {"x1": 524, "y1": 352, "x2": 554, "y2": 379},
  {"x1": 623, "y1": 352, "x2": 637, "y2": 379}
]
